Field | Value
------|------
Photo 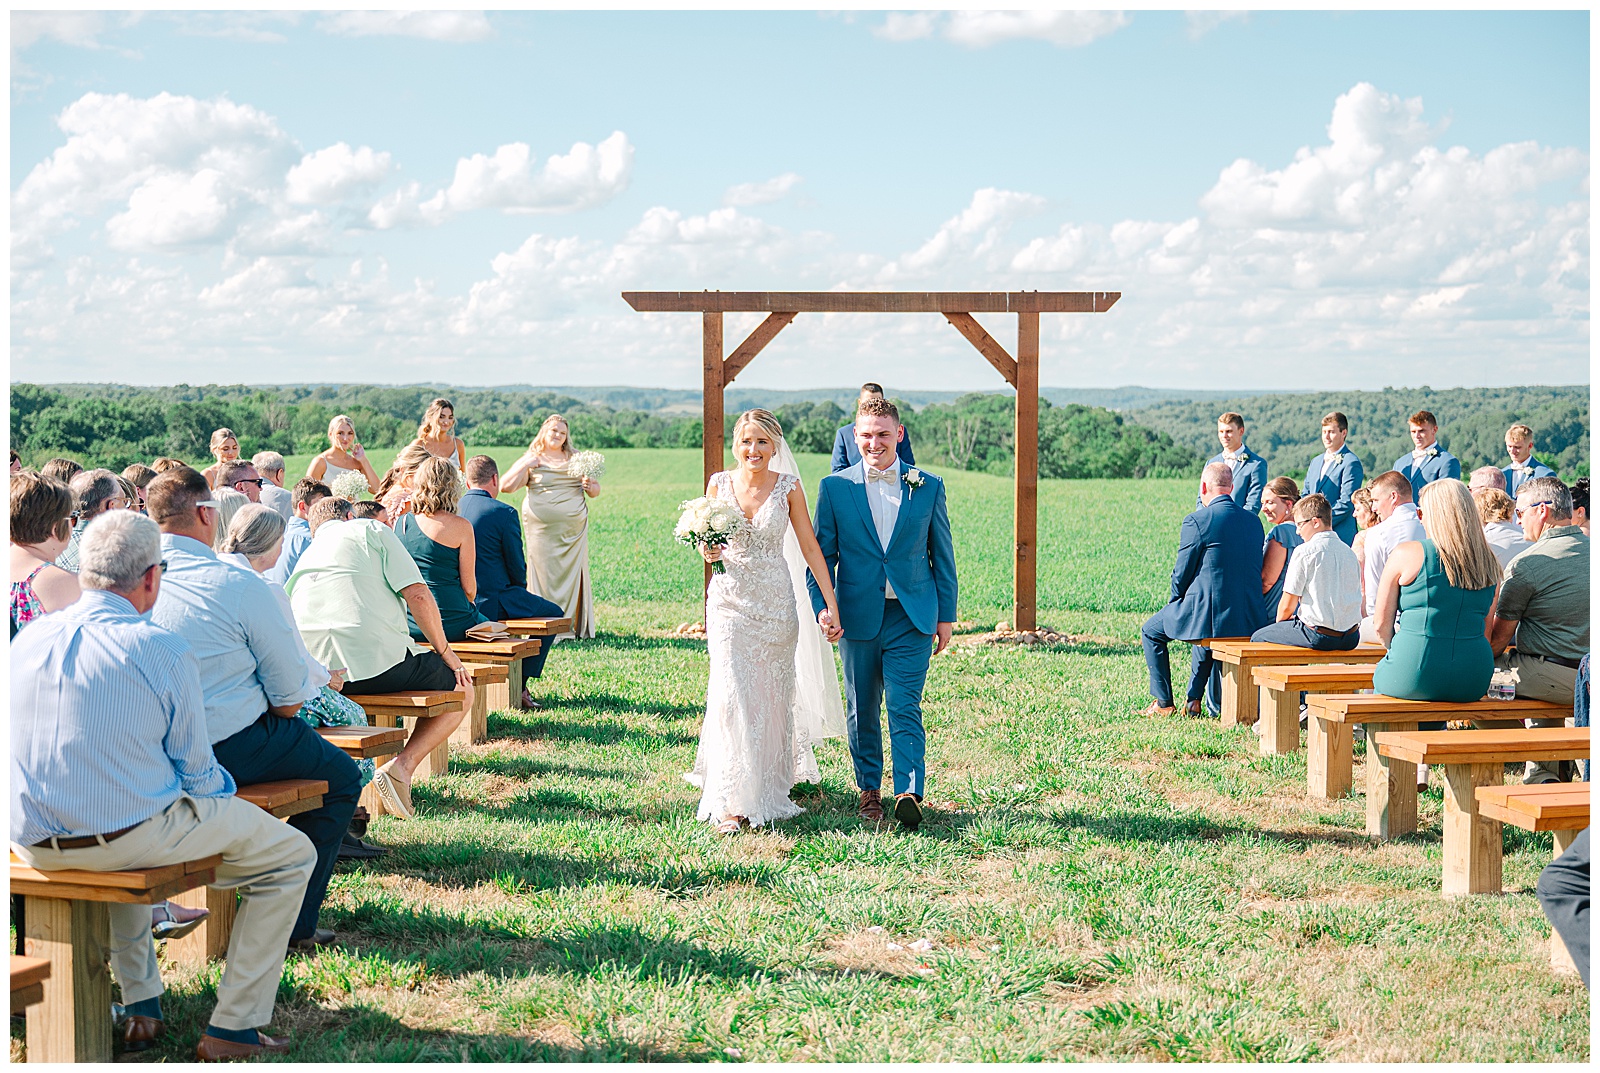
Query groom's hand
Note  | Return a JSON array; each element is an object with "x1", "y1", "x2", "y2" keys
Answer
[
  {"x1": 818, "y1": 608, "x2": 843, "y2": 644},
  {"x1": 933, "y1": 622, "x2": 954, "y2": 655}
]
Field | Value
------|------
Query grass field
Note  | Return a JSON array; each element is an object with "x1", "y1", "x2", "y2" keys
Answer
[{"x1": 15, "y1": 449, "x2": 1588, "y2": 1062}]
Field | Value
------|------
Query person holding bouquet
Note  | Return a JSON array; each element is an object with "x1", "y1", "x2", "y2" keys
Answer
[
  {"x1": 500, "y1": 415, "x2": 599, "y2": 640},
  {"x1": 307, "y1": 415, "x2": 379, "y2": 495}
]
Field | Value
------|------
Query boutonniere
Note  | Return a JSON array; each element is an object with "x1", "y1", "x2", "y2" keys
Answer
[
  {"x1": 903, "y1": 469, "x2": 926, "y2": 496},
  {"x1": 1425, "y1": 446, "x2": 1439, "y2": 457}
]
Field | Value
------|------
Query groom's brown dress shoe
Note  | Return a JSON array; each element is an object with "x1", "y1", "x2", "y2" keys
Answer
[
  {"x1": 858, "y1": 789, "x2": 884, "y2": 822},
  {"x1": 893, "y1": 792, "x2": 923, "y2": 831},
  {"x1": 195, "y1": 1031, "x2": 291, "y2": 1061}
]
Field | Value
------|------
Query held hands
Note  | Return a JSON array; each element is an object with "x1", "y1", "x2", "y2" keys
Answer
[
  {"x1": 934, "y1": 622, "x2": 954, "y2": 655},
  {"x1": 817, "y1": 607, "x2": 844, "y2": 644}
]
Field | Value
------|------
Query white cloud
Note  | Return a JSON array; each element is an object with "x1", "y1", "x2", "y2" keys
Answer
[
  {"x1": 879, "y1": 187, "x2": 1047, "y2": 280},
  {"x1": 722, "y1": 173, "x2": 802, "y2": 207},
  {"x1": 286, "y1": 143, "x2": 393, "y2": 204},
  {"x1": 875, "y1": 10, "x2": 1128, "y2": 48},
  {"x1": 1185, "y1": 11, "x2": 1248, "y2": 39},
  {"x1": 318, "y1": 11, "x2": 492, "y2": 43},
  {"x1": 11, "y1": 11, "x2": 109, "y2": 51},
  {"x1": 106, "y1": 169, "x2": 234, "y2": 249},
  {"x1": 875, "y1": 12, "x2": 940, "y2": 42}
]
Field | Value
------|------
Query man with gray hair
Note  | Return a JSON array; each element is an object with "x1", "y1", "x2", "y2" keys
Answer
[
  {"x1": 1469, "y1": 465, "x2": 1507, "y2": 493},
  {"x1": 55, "y1": 468, "x2": 128, "y2": 572},
  {"x1": 252, "y1": 451, "x2": 294, "y2": 522},
  {"x1": 11, "y1": 510, "x2": 317, "y2": 1059}
]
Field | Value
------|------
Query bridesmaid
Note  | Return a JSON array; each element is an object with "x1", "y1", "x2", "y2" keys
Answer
[
  {"x1": 500, "y1": 414, "x2": 598, "y2": 639},
  {"x1": 393, "y1": 458, "x2": 492, "y2": 642},
  {"x1": 308, "y1": 414, "x2": 380, "y2": 494},
  {"x1": 418, "y1": 398, "x2": 467, "y2": 469},
  {"x1": 200, "y1": 428, "x2": 240, "y2": 488}
]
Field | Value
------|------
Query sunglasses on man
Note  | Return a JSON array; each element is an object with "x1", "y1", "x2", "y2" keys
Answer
[{"x1": 1515, "y1": 501, "x2": 1554, "y2": 519}]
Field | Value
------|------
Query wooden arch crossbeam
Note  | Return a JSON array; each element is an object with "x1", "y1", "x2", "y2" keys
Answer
[{"x1": 620, "y1": 290, "x2": 1121, "y2": 630}]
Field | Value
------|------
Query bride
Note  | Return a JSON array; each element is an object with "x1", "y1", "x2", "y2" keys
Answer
[{"x1": 685, "y1": 409, "x2": 847, "y2": 834}]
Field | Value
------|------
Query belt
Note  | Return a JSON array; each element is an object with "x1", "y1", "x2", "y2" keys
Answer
[
  {"x1": 1525, "y1": 652, "x2": 1582, "y2": 671},
  {"x1": 1313, "y1": 624, "x2": 1358, "y2": 637},
  {"x1": 30, "y1": 823, "x2": 140, "y2": 850}
]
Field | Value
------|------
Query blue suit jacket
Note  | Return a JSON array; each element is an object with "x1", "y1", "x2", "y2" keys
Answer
[
  {"x1": 456, "y1": 488, "x2": 556, "y2": 620},
  {"x1": 1196, "y1": 448, "x2": 1267, "y2": 513},
  {"x1": 1306, "y1": 447, "x2": 1365, "y2": 545},
  {"x1": 1163, "y1": 495, "x2": 1269, "y2": 642},
  {"x1": 830, "y1": 424, "x2": 916, "y2": 473},
  {"x1": 1392, "y1": 447, "x2": 1461, "y2": 503},
  {"x1": 807, "y1": 463, "x2": 957, "y2": 640},
  {"x1": 1504, "y1": 457, "x2": 1557, "y2": 496}
]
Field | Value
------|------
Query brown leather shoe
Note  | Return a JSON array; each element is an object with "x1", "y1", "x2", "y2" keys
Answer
[
  {"x1": 893, "y1": 792, "x2": 923, "y2": 831},
  {"x1": 122, "y1": 1014, "x2": 163, "y2": 1052},
  {"x1": 195, "y1": 1031, "x2": 290, "y2": 1061},
  {"x1": 858, "y1": 789, "x2": 884, "y2": 822}
]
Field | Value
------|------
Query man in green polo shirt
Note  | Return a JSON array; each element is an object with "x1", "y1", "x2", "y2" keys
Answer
[{"x1": 1487, "y1": 476, "x2": 1590, "y2": 784}]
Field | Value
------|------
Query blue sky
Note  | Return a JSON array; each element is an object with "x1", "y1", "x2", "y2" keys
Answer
[{"x1": 10, "y1": 9, "x2": 1591, "y2": 392}]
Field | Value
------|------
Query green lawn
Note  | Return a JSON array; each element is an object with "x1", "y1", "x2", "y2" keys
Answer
[{"x1": 17, "y1": 450, "x2": 1588, "y2": 1062}]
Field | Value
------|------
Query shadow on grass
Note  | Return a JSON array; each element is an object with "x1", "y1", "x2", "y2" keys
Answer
[
  {"x1": 489, "y1": 706, "x2": 699, "y2": 741},
  {"x1": 1044, "y1": 807, "x2": 1377, "y2": 848},
  {"x1": 584, "y1": 631, "x2": 708, "y2": 653},
  {"x1": 441, "y1": 753, "x2": 626, "y2": 783}
]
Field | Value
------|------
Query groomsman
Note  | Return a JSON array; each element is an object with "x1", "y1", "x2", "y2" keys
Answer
[
  {"x1": 1391, "y1": 410, "x2": 1461, "y2": 503},
  {"x1": 831, "y1": 383, "x2": 916, "y2": 472},
  {"x1": 1305, "y1": 411, "x2": 1365, "y2": 545},
  {"x1": 1503, "y1": 423, "x2": 1557, "y2": 496},
  {"x1": 1196, "y1": 412, "x2": 1266, "y2": 513}
]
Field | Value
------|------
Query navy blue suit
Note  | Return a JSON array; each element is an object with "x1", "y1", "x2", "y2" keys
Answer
[
  {"x1": 1392, "y1": 446, "x2": 1461, "y2": 503},
  {"x1": 1504, "y1": 456, "x2": 1557, "y2": 497},
  {"x1": 457, "y1": 488, "x2": 562, "y2": 683},
  {"x1": 1141, "y1": 495, "x2": 1268, "y2": 710},
  {"x1": 1196, "y1": 448, "x2": 1267, "y2": 513},
  {"x1": 831, "y1": 424, "x2": 916, "y2": 473},
  {"x1": 1306, "y1": 447, "x2": 1365, "y2": 545}
]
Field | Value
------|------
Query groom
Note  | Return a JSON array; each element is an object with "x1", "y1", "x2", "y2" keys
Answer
[{"x1": 807, "y1": 397, "x2": 959, "y2": 831}]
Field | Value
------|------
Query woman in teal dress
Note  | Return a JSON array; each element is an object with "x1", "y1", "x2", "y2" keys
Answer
[
  {"x1": 1371, "y1": 480, "x2": 1503, "y2": 701},
  {"x1": 1259, "y1": 476, "x2": 1304, "y2": 621},
  {"x1": 396, "y1": 457, "x2": 494, "y2": 642}
]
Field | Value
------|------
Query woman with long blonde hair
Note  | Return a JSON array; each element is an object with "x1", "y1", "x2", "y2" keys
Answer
[
  {"x1": 200, "y1": 428, "x2": 240, "y2": 489},
  {"x1": 375, "y1": 440, "x2": 436, "y2": 520},
  {"x1": 417, "y1": 397, "x2": 467, "y2": 470},
  {"x1": 308, "y1": 414, "x2": 379, "y2": 494},
  {"x1": 499, "y1": 414, "x2": 599, "y2": 639}
]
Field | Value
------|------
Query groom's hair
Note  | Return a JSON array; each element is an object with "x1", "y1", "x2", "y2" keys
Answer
[
  {"x1": 859, "y1": 382, "x2": 884, "y2": 397},
  {"x1": 857, "y1": 396, "x2": 899, "y2": 424}
]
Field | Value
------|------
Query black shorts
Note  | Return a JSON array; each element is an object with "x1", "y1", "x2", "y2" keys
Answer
[{"x1": 341, "y1": 650, "x2": 455, "y2": 694}]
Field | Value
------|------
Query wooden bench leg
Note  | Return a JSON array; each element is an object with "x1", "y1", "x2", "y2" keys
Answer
[
  {"x1": 361, "y1": 780, "x2": 389, "y2": 819},
  {"x1": 1366, "y1": 720, "x2": 1418, "y2": 839},
  {"x1": 508, "y1": 656, "x2": 526, "y2": 711},
  {"x1": 24, "y1": 896, "x2": 112, "y2": 1063},
  {"x1": 1218, "y1": 662, "x2": 1240, "y2": 726},
  {"x1": 1259, "y1": 684, "x2": 1300, "y2": 756},
  {"x1": 1550, "y1": 829, "x2": 1581, "y2": 973},
  {"x1": 1441, "y1": 762, "x2": 1502, "y2": 897},
  {"x1": 162, "y1": 885, "x2": 236, "y2": 966},
  {"x1": 480, "y1": 667, "x2": 512, "y2": 719},
  {"x1": 450, "y1": 688, "x2": 488, "y2": 747},
  {"x1": 1307, "y1": 716, "x2": 1352, "y2": 800}
]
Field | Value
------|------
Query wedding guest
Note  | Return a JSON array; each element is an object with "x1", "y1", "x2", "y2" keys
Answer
[
  {"x1": 41, "y1": 457, "x2": 83, "y2": 484},
  {"x1": 417, "y1": 397, "x2": 467, "y2": 469},
  {"x1": 1391, "y1": 409, "x2": 1461, "y2": 503},
  {"x1": 285, "y1": 506, "x2": 471, "y2": 819},
  {"x1": 1139, "y1": 462, "x2": 1266, "y2": 717},
  {"x1": 1304, "y1": 411, "x2": 1364, "y2": 545},
  {"x1": 1469, "y1": 465, "x2": 1507, "y2": 493},
  {"x1": 1503, "y1": 424, "x2": 1557, "y2": 496},
  {"x1": 1487, "y1": 477, "x2": 1589, "y2": 783},
  {"x1": 264, "y1": 479, "x2": 330, "y2": 587},
  {"x1": 351, "y1": 501, "x2": 389, "y2": 524},
  {"x1": 1259, "y1": 476, "x2": 1303, "y2": 621},
  {"x1": 1538, "y1": 830, "x2": 1590, "y2": 989},
  {"x1": 1370, "y1": 480, "x2": 1500, "y2": 702},
  {"x1": 57, "y1": 469, "x2": 129, "y2": 572},
  {"x1": 1197, "y1": 412, "x2": 1267, "y2": 514},
  {"x1": 501, "y1": 415, "x2": 598, "y2": 639},
  {"x1": 306, "y1": 497, "x2": 352, "y2": 533},
  {"x1": 252, "y1": 452, "x2": 294, "y2": 521},
  {"x1": 1358, "y1": 471, "x2": 1425, "y2": 644},
  {"x1": 375, "y1": 440, "x2": 435, "y2": 520},
  {"x1": 218, "y1": 460, "x2": 264, "y2": 504},
  {"x1": 1474, "y1": 487, "x2": 1533, "y2": 570},
  {"x1": 1250, "y1": 494, "x2": 1362, "y2": 650},
  {"x1": 122, "y1": 464, "x2": 158, "y2": 512},
  {"x1": 150, "y1": 457, "x2": 186, "y2": 474},
  {"x1": 145, "y1": 467, "x2": 358, "y2": 955},
  {"x1": 10, "y1": 471, "x2": 81, "y2": 637},
  {"x1": 459, "y1": 455, "x2": 564, "y2": 706},
  {"x1": 1571, "y1": 477, "x2": 1589, "y2": 535},
  {"x1": 200, "y1": 428, "x2": 241, "y2": 489},
  {"x1": 10, "y1": 510, "x2": 316, "y2": 1061},
  {"x1": 211, "y1": 488, "x2": 249, "y2": 551},
  {"x1": 394, "y1": 457, "x2": 493, "y2": 643},
  {"x1": 1350, "y1": 486, "x2": 1378, "y2": 599},
  {"x1": 831, "y1": 383, "x2": 917, "y2": 472},
  {"x1": 307, "y1": 414, "x2": 379, "y2": 495}
]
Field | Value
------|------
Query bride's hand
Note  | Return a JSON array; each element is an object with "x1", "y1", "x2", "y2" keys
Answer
[
  {"x1": 700, "y1": 544, "x2": 723, "y2": 563},
  {"x1": 819, "y1": 607, "x2": 843, "y2": 643}
]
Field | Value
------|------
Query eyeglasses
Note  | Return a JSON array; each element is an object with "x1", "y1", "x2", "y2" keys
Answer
[
  {"x1": 147, "y1": 559, "x2": 167, "y2": 575},
  {"x1": 1515, "y1": 501, "x2": 1554, "y2": 519},
  {"x1": 233, "y1": 478, "x2": 264, "y2": 489},
  {"x1": 194, "y1": 499, "x2": 221, "y2": 514}
]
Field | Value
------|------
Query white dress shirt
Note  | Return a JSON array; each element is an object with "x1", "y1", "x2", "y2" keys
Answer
[
  {"x1": 862, "y1": 458, "x2": 902, "y2": 598},
  {"x1": 1362, "y1": 502, "x2": 1426, "y2": 616},
  {"x1": 1283, "y1": 530, "x2": 1363, "y2": 631},
  {"x1": 1482, "y1": 520, "x2": 1534, "y2": 572}
]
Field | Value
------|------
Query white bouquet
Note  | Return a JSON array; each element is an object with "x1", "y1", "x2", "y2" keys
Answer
[
  {"x1": 329, "y1": 469, "x2": 370, "y2": 501},
  {"x1": 674, "y1": 496, "x2": 744, "y2": 574},
  {"x1": 567, "y1": 450, "x2": 606, "y2": 483}
]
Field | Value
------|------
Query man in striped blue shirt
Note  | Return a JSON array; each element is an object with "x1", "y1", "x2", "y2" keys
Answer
[{"x1": 11, "y1": 511, "x2": 317, "y2": 1060}]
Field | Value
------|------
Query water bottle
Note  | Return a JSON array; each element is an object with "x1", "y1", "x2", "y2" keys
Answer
[{"x1": 1488, "y1": 670, "x2": 1516, "y2": 702}]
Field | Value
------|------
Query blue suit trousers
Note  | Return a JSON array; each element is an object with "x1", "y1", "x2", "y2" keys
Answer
[
  {"x1": 839, "y1": 599, "x2": 930, "y2": 797},
  {"x1": 1141, "y1": 605, "x2": 1218, "y2": 710}
]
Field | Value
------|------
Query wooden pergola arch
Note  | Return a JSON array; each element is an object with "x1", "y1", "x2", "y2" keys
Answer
[{"x1": 621, "y1": 291, "x2": 1121, "y2": 631}]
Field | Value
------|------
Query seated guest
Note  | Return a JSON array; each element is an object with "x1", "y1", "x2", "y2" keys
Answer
[
  {"x1": 1198, "y1": 412, "x2": 1267, "y2": 514},
  {"x1": 1371, "y1": 480, "x2": 1501, "y2": 702},
  {"x1": 1139, "y1": 463, "x2": 1267, "y2": 716},
  {"x1": 11, "y1": 510, "x2": 317, "y2": 1060},
  {"x1": 1538, "y1": 829, "x2": 1590, "y2": 990},
  {"x1": 1487, "y1": 476, "x2": 1589, "y2": 784},
  {"x1": 145, "y1": 467, "x2": 359, "y2": 955},
  {"x1": 251, "y1": 452, "x2": 294, "y2": 520},
  {"x1": 56, "y1": 468, "x2": 129, "y2": 572},
  {"x1": 1572, "y1": 477, "x2": 1590, "y2": 536},
  {"x1": 264, "y1": 478, "x2": 329, "y2": 586},
  {"x1": 1304, "y1": 411, "x2": 1364, "y2": 545},
  {"x1": 458, "y1": 455, "x2": 565, "y2": 706},
  {"x1": 10, "y1": 471, "x2": 81, "y2": 636},
  {"x1": 1474, "y1": 487, "x2": 1532, "y2": 570},
  {"x1": 395, "y1": 457, "x2": 494, "y2": 642},
  {"x1": 375, "y1": 440, "x2": 435, "y2": 519},
  {"x1": 200, "y1": 428, "x2": 241, "y2": 489},
  {"x1": 122, "y1": 463, "x2": 158, "y2": 513},
  {"x1": 1358, "y1": 471, "x2": 1425, "y2": 643},
  {"x1": 1349, "y1": 486, "x2": 1378, "y2": 602},
  {"x1": 1469, "y1": 465, "x2": 1507, "y2": 493},
  {"x1": 1503, "y1": 423, "x2": 1557, "y2": 496},
  {"x1": 351, "y1": 500, "x2": 389, "y2": 524},
  {"x1": 218, "y1": 460, "x2": 264, "y2": 504},
  {"x1": 40, "y1": 457, "x2": 83, "y2": 484},
  {"x1": 831, "y1": 383, "x2": 917, "y2": 473},
  {"x1": 1391, "y1": 409, "x2": 1461, "y2": 503},
  {"x1": 211, "y1": 487, "x2": 249, "y2": 550},
  {"x1": 1259, "y1": 477, "x2": 1302, "y2": 621},
  {"x1": 286, "y1": 499, "x2": 472, "y2": 820},
  {"x1": 151, "y1": 456, "x2": 187, "y2": 474},
  {"x1": 1250, "y1": 494, "x2": 1362, "y2": 651}
]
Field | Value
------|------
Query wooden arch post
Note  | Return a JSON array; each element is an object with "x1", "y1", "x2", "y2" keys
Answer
[{"x1": 623, "y1": 291, "x2": 1119, "y2": 631}]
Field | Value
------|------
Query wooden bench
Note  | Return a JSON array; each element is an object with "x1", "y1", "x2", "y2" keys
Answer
[
  {"x1": 423, "y1": 638, "x2": 542, "y2": 714},
  {"x1": 344, "y1": 689, "x2": 465, "y2": 780},
  {"x1": 501, "y1": 615, "x2": 571, "y2": 638},
  {"x1": 1305, "y1": 695, "x2": 1570, "y2": 838},
  {"x1": 1250, "y1": 663, "x2": 1377, "y2": 756},
  {"x1": 1208, "y1": 640, "x2": 1387, "y2": 727},
  {"x1": 316, "y1": 724, "x2": 406, "y2": 759},
  {"x1": 1374, "y1": 727, "x2": 1590, "y2": 895},
  {"x1": 1476, "y1": 782, "x2": 1590, "y2": 975},
  {"x1": 11, "y1": 955, "x2": 50, "y2": 1017},
  {"x1": 452, "y1": 663, "x2": 509, "y2": 746},
  {"x1": 12, "y1": 851, "x2": 221, "y2": 1062}
]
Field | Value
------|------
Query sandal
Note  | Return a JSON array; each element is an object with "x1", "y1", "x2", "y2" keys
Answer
[
  {"x1": 151, "y1": 900, "x2": 210, "y2": 942},
  {"x1": 714, "y1": 816, "x2": 744, "y2": 835}
]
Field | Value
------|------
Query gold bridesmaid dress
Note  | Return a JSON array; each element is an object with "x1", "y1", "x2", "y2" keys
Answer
[{"x1": 519, "y1": 460, "x2": 595, "y2": 639}]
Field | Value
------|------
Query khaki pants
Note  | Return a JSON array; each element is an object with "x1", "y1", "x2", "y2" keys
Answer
[
  {"x1": 1497, "y1": 651, "x2": 1580, "y2": 782},
  {"x1": 13, "y1": 795, "x2": 315, "y2": 1031}
]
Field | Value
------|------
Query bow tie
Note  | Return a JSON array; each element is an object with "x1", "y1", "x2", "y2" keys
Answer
[
  {"x1": 866, "y1": 467, "x2": 898, "y2": 483},
  {"x1": 1513, "y1": 464, "x2": 1533, "y2": 473},
  {"x1": 1414, "y1": 446, "x2": 1437, "y2": 458},
  {"x1": 1223, "y1": 452, "x2": 1244, "y2": 463}
]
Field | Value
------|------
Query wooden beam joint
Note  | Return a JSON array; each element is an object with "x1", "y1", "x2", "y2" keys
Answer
[
  {"x1": 942, "y1": 312, "x2": 1017, "y2": 387},
  {"x1": 723, "y1": 311, "x2": 797, "y2": 384}
]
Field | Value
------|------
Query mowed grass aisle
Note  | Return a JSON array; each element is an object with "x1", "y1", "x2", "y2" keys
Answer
[{"x1": 35, "y1": 450, "x2": 1587, "y2": 1061}]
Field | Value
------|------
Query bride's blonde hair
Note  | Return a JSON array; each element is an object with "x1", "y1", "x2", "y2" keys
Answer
[{"x1": 732, "y1": 409, "x2": 783, "y2": 445}]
